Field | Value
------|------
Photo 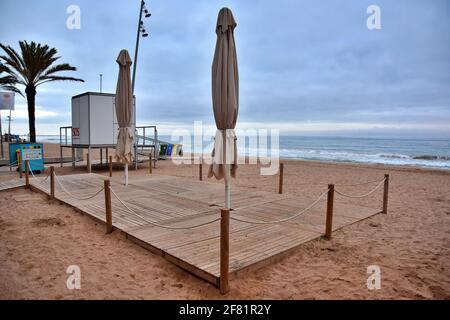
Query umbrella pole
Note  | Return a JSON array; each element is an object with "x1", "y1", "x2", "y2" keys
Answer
[
  {"x1": 124, "y1": 163, "x2": 129, "y2": 186},
  {"x1": 225, "y1": 184, "x2": 231, "y2": 208},
  {"x1": 225, "y1": 164, "x2": 231, "y2": 209},
  {"x1": 223, "y1": 130, "x2": 231, "y2": 209}
]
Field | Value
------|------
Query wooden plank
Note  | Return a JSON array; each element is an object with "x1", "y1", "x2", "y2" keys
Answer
[
  {"x1": 165, "y1": 253, "x2": 220, "y2": 287},
  {"x1": 26, "y1": 172, "x2": 381, "y2": 290}
]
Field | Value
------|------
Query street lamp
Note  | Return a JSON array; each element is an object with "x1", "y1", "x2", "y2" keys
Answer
[{"x1": 132, "y1": 0, "x2": 152, "y2": 94}]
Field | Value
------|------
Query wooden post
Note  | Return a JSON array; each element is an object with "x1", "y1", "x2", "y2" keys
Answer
[
  {"x1": 278, "y1": 163, "x2": 284, "y2": 194},
  {"x1": 109, "y1": 156, "x2": 113, "y2": 177},
  {"x1": 325, "y1": 184, "x2": 335, "y2": 240},
  {"x1": 220, "y1": 209, "x2": 230, "y2": 294},
  {"x1": 104, "y1": 179, "x2": 113, "y2": 234},
  {"x1": 71, "y1": 147, "x2": 75, "y2": 168},
  {"x1": 199, "y1": 157, "x2": 203, "y2": 181},
  {"x1": 16, "y1": 150, "x2": 22, "y2": 179},
  {"x1": 50, "y1": 166, "x2": 55, "y2": 200},
  {"x1": 382, "y1": 174, "x2": 389, "y2": 214},
  {"x1": 24, "y1": 160, "x2": 30, "y2": 189},
  {"x1": 149, "y1": 153, "x2": 152, "y2": 174},
  {"x1": 60, "y1": 145, "x2": 63, "y2": 167},
  {"x1": 86, "y1": 152, "x2": 91, "y2": 173}
]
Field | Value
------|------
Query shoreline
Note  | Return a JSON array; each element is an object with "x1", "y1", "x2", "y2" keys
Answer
[
  {"x1": 2, "y1": 141, "x2": 449, "y2": 174},
  {"x1": 277, "y1": 157, "x2": 450, "y2": 176}
]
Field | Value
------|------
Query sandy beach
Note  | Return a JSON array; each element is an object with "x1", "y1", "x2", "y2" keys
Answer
[{"x1": 0, "y1": 142, "x2": 449, "y2": 299}]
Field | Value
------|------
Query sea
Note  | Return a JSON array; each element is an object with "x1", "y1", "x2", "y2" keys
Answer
[{"x1": 33, "y1": 135, "x2": 450, "y2": 170}]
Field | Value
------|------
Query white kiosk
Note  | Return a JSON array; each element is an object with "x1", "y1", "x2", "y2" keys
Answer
[
  {"x1": 71, "y1": 92, "x2": 135, "y2": 147},
  {"x1": 60, "y1": 92, "x2": 158, "y2": 172}
]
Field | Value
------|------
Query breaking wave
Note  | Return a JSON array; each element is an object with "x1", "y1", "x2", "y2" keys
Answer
[{"x1": 276, "y1": 149, "x2": 450, "y2": 169}]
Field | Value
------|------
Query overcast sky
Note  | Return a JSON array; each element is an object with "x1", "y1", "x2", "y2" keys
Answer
[{"x1": 0, "y1": 0, "x2": 449, "y2": 138}]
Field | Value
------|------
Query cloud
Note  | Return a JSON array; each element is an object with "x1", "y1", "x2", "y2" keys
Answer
[
  {"x1": 11, "y1": 104, "x2": 59, "y2": 119},
  {"x1": 0, "y1": 0, "x2": 449, "y2": 138},
  {"x1": 142, "y1": 120, "x2": 450, "y2": 138}
]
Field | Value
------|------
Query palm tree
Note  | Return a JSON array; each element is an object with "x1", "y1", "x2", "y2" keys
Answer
[{"x1": 0, "y1": 41, "x2": 84, "y2": 142}]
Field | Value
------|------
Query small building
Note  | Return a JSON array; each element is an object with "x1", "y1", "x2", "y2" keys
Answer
[
  {"x1": 71, "y1": 92, "x2": 135, "y2": 147},
  {"x1": 60, "y1": 92, "x2": 158, "y2": 172}
]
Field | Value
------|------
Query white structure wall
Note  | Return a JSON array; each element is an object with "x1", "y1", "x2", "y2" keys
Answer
[{"x1": 71, "y1": 92, "x2": 135, "y2": 146}]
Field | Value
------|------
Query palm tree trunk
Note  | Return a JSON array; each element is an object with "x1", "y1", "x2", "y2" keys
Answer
[{"x1": 25, "y1": 85, "x2": 36, "y2": 143}]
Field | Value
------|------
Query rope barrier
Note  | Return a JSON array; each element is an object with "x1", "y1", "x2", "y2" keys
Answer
[
  {"x1": 54, "y1": 173, "x2": 104, "y2": 200},
  {"x1": 334, "y1": 178, "x2": 386, "y2": 187},
  {"x1": 275, "y1": 177, "x2": 386, "y2": 187},
  {"x1": 109, "y1": 186, "x2": 221, "y2": 229},
  {"x1": 235, "y1": 171, "x2": 385, "y2": 187},
  {"x1": 27, "y1": 162, "x2": 50, "y2": 185},
  {"x1": 334, "y1": 178, "x2": 385, "y2": 199},
  {"x1": 22, "y1": 159, "x2": 387, "y2": 229},
  {"x1": 229, "y1": 188, "x2": 330, "y2": 225}
]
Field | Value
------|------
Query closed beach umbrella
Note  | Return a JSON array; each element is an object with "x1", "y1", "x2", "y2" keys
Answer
[
  {"x1": 114, "y1": 49, "x2": 134, "y2": 186},
  {"x1": 208, "y1": 8, "x2": 239, "y2": 209}
]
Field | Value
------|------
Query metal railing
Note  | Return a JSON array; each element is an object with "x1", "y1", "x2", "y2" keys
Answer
[
  {"x1": 58, "y1": 125, "x2": 158, "y2": 170},
  {"x1": 59, "y1": 126, "x2": 72, "y2": 146},
  {"x1": 135, "y1": 125, "x2": 158, "y2": 149},
  {"x1": 135, "y1": 125, "x2": 158, "y2": 169}
]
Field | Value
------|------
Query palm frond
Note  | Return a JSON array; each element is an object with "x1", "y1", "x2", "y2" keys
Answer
[
  {"x1": 41, "y1": 63, "x2": 77, "y2": 77},
  {"x1": 36, "y1": 75, "x2": 84, "y2": 87},
  {"x1": 0, "y1": 84, "x2": 24, "y2": 96},
  {"x1": 1, "y1": 40, "x2": 84, "y2": 92},
  {"x1": 0, "y1": 74, "x2": 17, "y2": 84},
  {"x1": 0, "y1": 43, "x2": 25, "y2": 72},
  {"x1": 0, "y1": 62, "x2": 21, "y2": 90},
  {"x1": 0, "y1": 64, "x2": 9, "y2": 73},
  {"x1": 0, "y1": 43, "x2": 26, "y2": 83}
]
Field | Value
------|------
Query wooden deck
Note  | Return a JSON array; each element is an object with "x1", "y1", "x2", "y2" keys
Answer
[
  {"x1": 28, "y1": 173, "x2": 381, "y2": 287},
  {"x1": 0, "y1": 178, "x2": 25, "y2": 191}
]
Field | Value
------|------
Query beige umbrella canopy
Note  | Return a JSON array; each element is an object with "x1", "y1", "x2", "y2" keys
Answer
[
  {"x1": 114, "y1": 49, "x2": 134, "y2": 185},
  {"x1": 208, "y1": 7, "x2": 239, "y2": 208}
]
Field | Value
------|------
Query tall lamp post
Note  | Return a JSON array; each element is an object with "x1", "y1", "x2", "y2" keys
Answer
[
  {"x1": 132, "y1": 0, "x2": 151, "y2": 94},
  {"x1": 131, "y1": 0, "x2": 151, "y2": 170}
]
